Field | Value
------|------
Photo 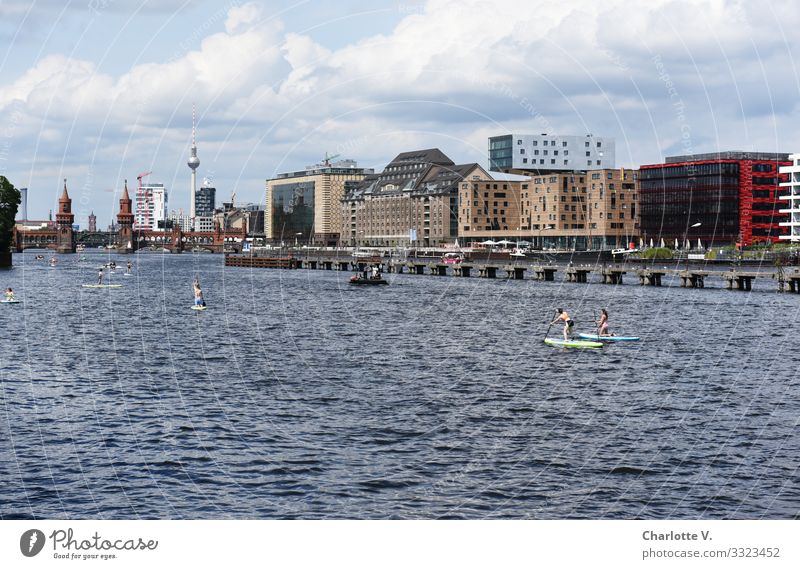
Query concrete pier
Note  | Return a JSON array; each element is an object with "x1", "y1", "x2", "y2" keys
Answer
[
  {"x1": 533, "y1": 265, "x2": 558, "y2": 281},
  {"x1": 636, "y1": 269, "x2": 666, "y2": 286},
  {"x1": 679, "y1": 270, "x2": 710, "y2": 288},
  {"x1": 601, "y1": 268, "x2": 626, "y2": 284},
  {"x1": 566, "y1": 267, "x2": 592, "y2": 283}
]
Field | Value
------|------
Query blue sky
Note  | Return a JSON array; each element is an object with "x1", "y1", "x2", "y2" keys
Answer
[{"x1": 1, "y1": 0, "x2": 799, "y2": 226}]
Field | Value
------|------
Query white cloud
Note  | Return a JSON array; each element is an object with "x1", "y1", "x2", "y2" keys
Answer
[{"x1": 2, "y1": 0, "x2": 800, "y2": 222}]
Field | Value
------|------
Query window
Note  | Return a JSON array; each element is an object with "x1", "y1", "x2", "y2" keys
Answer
[
  {"x1": 564, "y1": 160, "x2": 569, "y2": 165},
  {"x1": 585, "y1": 141, "x2": 590, "y2": 147},
  {"x1": 554, "y1": 150, "x2": 559, "y2": 156},
  {"x1": 551, "y1": 159, "x2": 556, "y2": 164},
  {"x1": 520, "y1": 149, "x2": 525, "y2": 154},
  {"x1": 540, "y1": 160, "x2": 544, "y2": 164},
  {"x1": 534, "y1": 150, "x2": 539, "y2": 155},
  {"x1": 517, "y1": 139, "x2": 522, "y2": 145},
  {"x1": 543, "y1": 140, "x2": 548, "y2": 146},
  {"x1": 532, "y1": 140, "x2": 538, "y2": 146},
  {"x1": 586, "y1": 151, "x2": 591, "y2": 157},
  {"x1": 564, "y1": 150, "x2": 568, "y2": 156},
  {"x1": 597, "y1": 161, "x2": 601, "y2": 165},
  {"x1": 562, "y1": 141, "x2": 567, "y2": 147},
  {"x1": 607, "y1": 172, "x2": 613, "y2": 179},
  {"x1": 522, "y1": 158, "x2": 528, "y2": 163},
  {"x1": 597, "y1": 141, "x2": 602, "y2": 147},
  {"x1": 544, "y1": 150, "x2": 548, "y2": 156}
]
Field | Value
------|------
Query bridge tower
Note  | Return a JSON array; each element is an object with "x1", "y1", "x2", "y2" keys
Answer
[
  {"x1": 117, "y1": 179, "x2": 135, "y2": 252},
  {"x1": 55, "y1": 179, "x2": 75, "y2": 253}
]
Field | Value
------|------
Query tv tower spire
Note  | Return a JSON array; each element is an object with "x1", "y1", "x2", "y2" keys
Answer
[{"x1": 187, "y1": 104, "x2": 200, "y2": 229}]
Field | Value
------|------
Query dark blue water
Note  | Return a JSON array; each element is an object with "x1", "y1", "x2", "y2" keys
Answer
[{"x1": 1, "y1": 251, "x2": 799, "y2": 519}]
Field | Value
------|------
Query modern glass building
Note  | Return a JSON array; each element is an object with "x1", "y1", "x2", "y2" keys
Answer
[
  {"x1": 196, "y1": 186, "x2": 216, "y2": 217},
  {"x1": 639, "y1": 152, "x2": 790, "y2": 246},
  {"x1": 265, "y1": 160, "x2": 373, "y2": 245},
  {"x1": 269, "y1": 181, "x2": 315, "y2": 242}
]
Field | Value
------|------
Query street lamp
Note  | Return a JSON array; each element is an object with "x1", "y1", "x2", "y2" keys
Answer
[{"x1": 685, "y1": 222, "x2": 701, "y2": 270}]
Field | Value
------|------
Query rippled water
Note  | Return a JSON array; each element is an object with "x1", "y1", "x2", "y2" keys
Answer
[{"x1": 1, "y1": 251, "x2": 798, "y2": 519}]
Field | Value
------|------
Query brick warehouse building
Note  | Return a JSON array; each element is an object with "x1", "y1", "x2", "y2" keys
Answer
[{"x1": 639, "y1": 152, "x2": 791, "y2": 247}]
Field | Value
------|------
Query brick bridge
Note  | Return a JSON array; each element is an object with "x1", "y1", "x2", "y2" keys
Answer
[{"x1": 13, "y1": 180, "x2": 246, "y2": 253}]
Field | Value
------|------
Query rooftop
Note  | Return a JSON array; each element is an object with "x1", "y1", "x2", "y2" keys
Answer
[{"x1": 664, "y1": 151, "x2": 791, "y2": 163}]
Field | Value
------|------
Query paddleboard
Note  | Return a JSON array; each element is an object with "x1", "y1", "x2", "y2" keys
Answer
[
  {"x1": 81, "y1": 284, "x2": 123, "y2": 288},
  {"x1": 544, "y1": 338, "x2": 603, "y2": 349},
  {"x1": 191, "y1": 305, "x2": 208, "y2": 311},
  {"x1": 123, "y1": 273, "x2": 133, "y2": 277},
  {"x1": 578, "y1": 333, "x2": 640, "y2": 342},
  {"x1": 1, "y1": 299, "x2": 21, "y2": 304}
]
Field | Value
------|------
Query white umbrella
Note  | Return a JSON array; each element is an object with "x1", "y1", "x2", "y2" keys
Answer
[
  {"x1": 650, "y1": 238, "x2": 654, "y2": 248},
  {"x1": 480, "y1": 240, "x2": 497, "y2": 245},
  {"x1": 660, "y1": 238, "x2": 665, "y2": 248},
  {"x1": 496, "y1": 239, "x2": 515, "y2": 246},
  {"x1": 639, "y1": 238, "x2": 644, "y2": 249},
  {"x1": 684, "y1": 239, "x2": 690, "y2": 249},
  {"x1": 697, "y1": 238, "x2": 703, "y2": 249},
  {"x1": 674, "y1": 238, "x2": 679, "y2": 249}
]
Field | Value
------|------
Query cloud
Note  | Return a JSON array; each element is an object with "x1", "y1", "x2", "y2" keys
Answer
[{"x1": 2, "y1": 0, "x2": 800, "y2": 223}]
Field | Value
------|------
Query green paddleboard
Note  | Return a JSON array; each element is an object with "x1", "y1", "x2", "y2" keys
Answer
[
  {"x1": 82, "y1": 284, "x2": 123, "y2": 288},
  {"x1": 544, "y1": 338, "x2": 603, "y2": 349}
]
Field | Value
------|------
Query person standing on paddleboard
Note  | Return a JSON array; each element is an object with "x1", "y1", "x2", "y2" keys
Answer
[
  {"x1": 4, "y1": 287, "x2": 13, "y2": 301},
  {"x1": 552, "y1": 308, "x2": 575, "y2": 341},
  {"x1": 97, "y1": 269, "x2": 104, "y2": 285},
  {"x1": 597, "y1": 309, "x2": 611, "y2": 336},
  {"x1": 193, "y1": 279, "x2": 206, "y2": 307}
]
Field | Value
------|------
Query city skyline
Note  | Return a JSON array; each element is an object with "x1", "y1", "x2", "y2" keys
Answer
[{"x1": 1, "y1": 0, "x2": 799, "y2": 226}]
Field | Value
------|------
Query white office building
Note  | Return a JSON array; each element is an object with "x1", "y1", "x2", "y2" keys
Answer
[
  {"x1": 135, "y1": 183, "x2": 168, "y2": 231},
  {"x1": 489, "y1": 134, "x2": 615, "y2": 171},
  {"x1": 778, "y1": 153, "x2": 800, "y2": 242}
]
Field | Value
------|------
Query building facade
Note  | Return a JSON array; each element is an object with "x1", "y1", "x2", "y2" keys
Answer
[
  {"x1": 489, "y1": 134, "x2": 615, "y2": 172},
  {"x1": 135, "y1": 183, "x2": 168, "y2": 231},
  {"x1": 343, "y1": 149, "x2": 487, "y2": 247},
  {"x1": 778, "y1": 153, "x2": 800, "y2": 242},
  {"x1": 639, "y1": 152, "x2": 790, "y2": 247},
  {"x1": 459, "y1": 168, "x2": 639, "y2": 250},
  {"x1": 265, "y1": 160, "x2": 373, "y2": 246}
]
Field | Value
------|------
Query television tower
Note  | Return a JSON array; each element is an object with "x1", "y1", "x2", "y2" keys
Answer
[{"x1": 187, "y1": 104, "x2": 200, "y2": 229}]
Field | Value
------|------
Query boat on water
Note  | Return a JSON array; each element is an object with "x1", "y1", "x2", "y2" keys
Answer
[
  {"x1": 577, "y1": 333, "x2": 640, "y2": 342},
  {"x1": 544, "y1": 337, "x2": 603, "y2": 349},
  {"x1": 349, "y1": 275, "x2": 388, "y2": 285},
  {"x1": 441, "y1": 252, "x2": 463, "y2": 265}
]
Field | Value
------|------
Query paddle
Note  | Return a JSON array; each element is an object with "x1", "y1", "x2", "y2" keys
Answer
[{"x1": 544, "y1": 309, "x2": 558, "y2": 341}]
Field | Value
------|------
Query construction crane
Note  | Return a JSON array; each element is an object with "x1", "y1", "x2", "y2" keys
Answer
[{"x1": 321, "y1": 152, "x2": 340, "y2": 166}]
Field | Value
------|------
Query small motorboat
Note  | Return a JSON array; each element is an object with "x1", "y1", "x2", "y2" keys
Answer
[{"x1": 349, "y1": 275, "x2": 388, "y2": 285}]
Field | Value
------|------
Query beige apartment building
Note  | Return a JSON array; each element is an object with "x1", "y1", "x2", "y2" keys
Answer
[
  {"x1": 265, "y1": 159, "x2": 373, "y2": 246},
  {"x1": 343, "y1": 149, "x2": 490, "y2": 247},
  {"x1": 460, "y1": 168, "x2": 640, "y2": 249}
]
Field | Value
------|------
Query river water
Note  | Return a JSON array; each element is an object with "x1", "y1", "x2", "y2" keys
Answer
[{"x1": 1, "y1": 251, "x2": 798, "y2": 519}]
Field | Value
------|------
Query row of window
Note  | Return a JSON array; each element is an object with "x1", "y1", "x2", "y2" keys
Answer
[{"x1": 517, "y1": 139, "x2": 603, "y2": 148}]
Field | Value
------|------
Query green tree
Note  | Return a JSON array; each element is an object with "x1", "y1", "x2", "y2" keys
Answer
[{"x1": 0, "y1": 176, "x2": 21, "y2": 253}]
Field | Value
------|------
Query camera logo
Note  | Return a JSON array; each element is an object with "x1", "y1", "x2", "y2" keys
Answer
[{"x1": 20, "y1": 529, "x2": 46, "y2": 557}]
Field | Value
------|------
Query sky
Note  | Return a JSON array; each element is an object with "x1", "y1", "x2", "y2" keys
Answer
[{"x1": 1, "y1": 0, "x2": 799, "y2": 227}]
